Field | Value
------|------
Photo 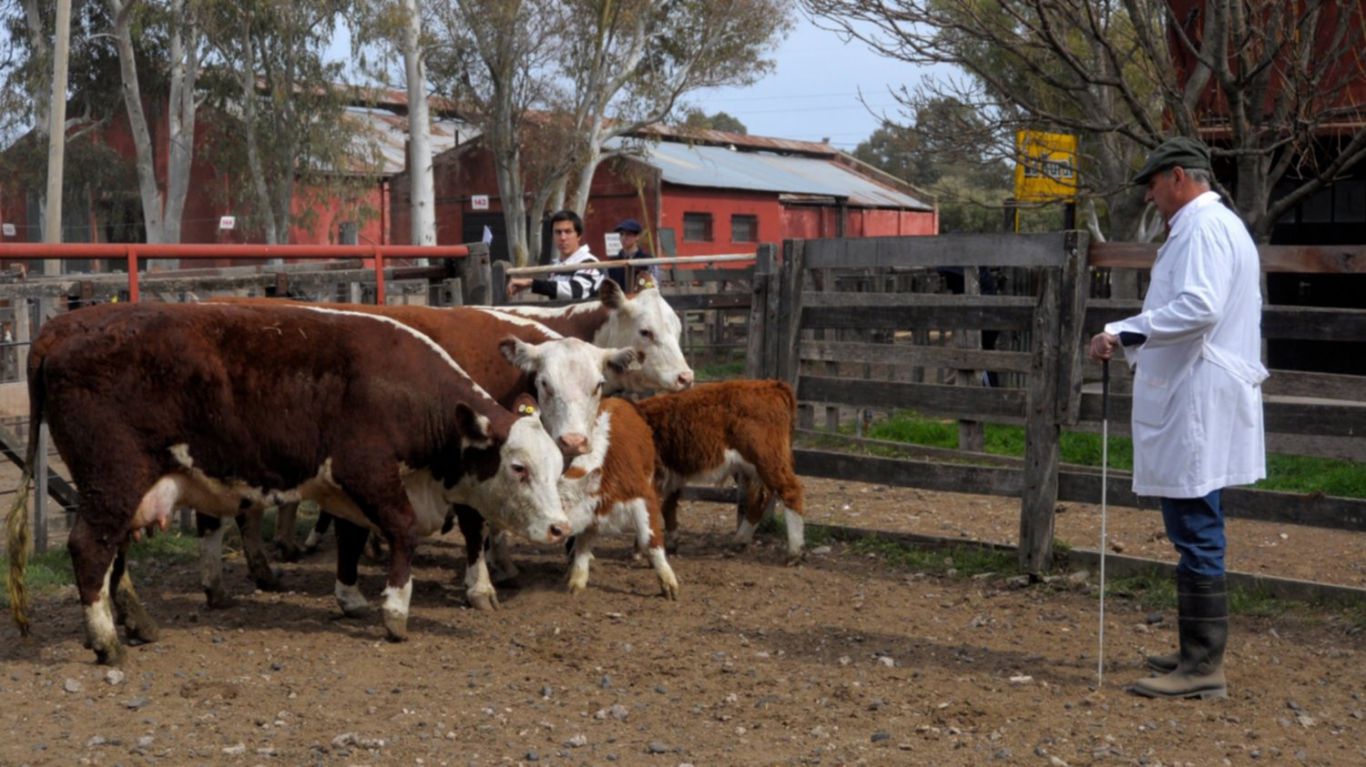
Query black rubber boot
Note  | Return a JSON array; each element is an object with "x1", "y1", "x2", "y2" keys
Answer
[{"x1": 1130, "y1": 572, "x2": 1228, "y2": 699}]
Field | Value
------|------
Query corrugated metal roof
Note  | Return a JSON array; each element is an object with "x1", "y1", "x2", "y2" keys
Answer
[
  {"x1": 341, "y1": 107, "x2": 477, "y2": 176},
  {"x1": 624, "y1": 139, "x2": 931, "y2": 211}
]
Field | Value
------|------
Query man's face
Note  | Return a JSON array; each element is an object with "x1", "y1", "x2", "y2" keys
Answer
[
  {"x1": 1145, "y1": 168, "x2": 1183, "y2": 223},
  {"x1": 553, "y1": 220, "x2": 581, "y2": 258},
  {"x1": 619, "y1": 231, "x2": 639, "y2": 251}
]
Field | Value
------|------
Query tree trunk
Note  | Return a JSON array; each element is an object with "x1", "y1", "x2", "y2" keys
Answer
[
  {"x1": 109, "y1": 0, "x2": 166, "y2": 245},
  {"x1": 161, "y1": 0, "x2": 200, "y2": 249},
  {"x1": 240, "y1": 35, "x2": 277, "y2": 245},
  {"x1": 402, "y1": 0, "x2": 436, "y2": 251}
]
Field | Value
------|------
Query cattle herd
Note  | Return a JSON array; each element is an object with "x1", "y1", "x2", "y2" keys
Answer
[{"x1": 4, "y1": 279, "x2": 805, "y2": 665}]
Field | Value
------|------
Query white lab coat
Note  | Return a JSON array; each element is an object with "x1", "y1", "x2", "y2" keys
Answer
[{"x1": 1106, "y1": 191, "x2": 1267, "y2": 498}]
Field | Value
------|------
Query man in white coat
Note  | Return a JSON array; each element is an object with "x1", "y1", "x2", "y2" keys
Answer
[{"x1": 1089, "y1": 137, "x2": 1267, "y2": 700}]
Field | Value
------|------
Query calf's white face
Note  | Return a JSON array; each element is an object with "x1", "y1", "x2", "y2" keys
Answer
[
  {"x1": 501, "y1": 336, "x2": 635, "y2": 456},
  {"x1": 596, "y1": 285, "x2": 693, "y2": 393},
  {"x1": 453, "y1": 416, "x2": 569, "y2": 545}
]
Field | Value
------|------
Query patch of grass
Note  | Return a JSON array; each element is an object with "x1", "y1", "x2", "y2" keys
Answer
[
  {"x1": 1, "y1": 529, "x2": 201, "y2": 608},
  {"x1": 694, "y1": 359, "x2": 746, "y2": 382},
  {"x1": 864, "y1": 411, "x2": 1364, "y2": 498},
  {"x1": 1105, "y1": 569, "x2": 1177, "y2": 611},
  {"x1": 0, "y1": 547, "x2": 75, "y2": 606},
  {"x1": 845, "y1": 534, "x2": 1018, "y2": 577}
]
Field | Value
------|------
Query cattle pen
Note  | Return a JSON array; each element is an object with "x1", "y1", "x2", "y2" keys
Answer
[
  {"x1": 0, "y1": 234, "x2": 1362, "y2": 606},
  {"x1": 0, "y1": 234, "x2": 1361, "y2": 766}
]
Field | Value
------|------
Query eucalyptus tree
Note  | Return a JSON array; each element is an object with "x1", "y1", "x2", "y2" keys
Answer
[{"x1": 805, "y1": 0, "x2": 1366, "y2": 243}]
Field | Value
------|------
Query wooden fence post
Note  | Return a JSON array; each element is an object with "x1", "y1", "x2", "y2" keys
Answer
[
  {"x1": 491, "y1": 260, "x2": 508, "y2": 306},
  {"x1": 744, "y1": 244, "x2": 776, "y2": 378},
  {"x1": 1055, "y1": 231, "x2": 1090, "y2": 424},
  {"x1": 776, "y1": 240, "x2": 807, "y2": 419},
  {"x1": 957, "y1": 267, "x2": 985, "y2": 450},
  {"x1": 1019, "y1": 255, "x2": 1065, "y2": 574},
  {"x1": 459, "y1": 242, "x2": 493, "y2": 305}
]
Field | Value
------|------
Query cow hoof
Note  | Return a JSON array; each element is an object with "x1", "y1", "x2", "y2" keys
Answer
[
  {"x1": 468, "y1": 592, "x2": 500, "y2": 611},
  {"x1": 659, "y1": 582, "x2": 679, "y2": 601},
  {"x1": 204, "y1": 588, "x2": 236, "y2": 610},
  {"x1": 784, "y1": 552, "x2": 805, "y2": 567},
  {"x1": 382, "y1": 612, "x2": 409, "y2": 642},
  {"x1": 123, "y1": 618, "x2": 161, "y2": 645},
  {"x1": 94, "y1": 641, "x2": 126, "y2": 667},
  {"x1": 275, "y1": 542, "x2": 303, "y2": 563},
  {"x1": 339, "y1": 603, "x2": 371, "y2": 619},
  {"x1": 253, "y1": 570, "x2": 284, "y2": 592}
]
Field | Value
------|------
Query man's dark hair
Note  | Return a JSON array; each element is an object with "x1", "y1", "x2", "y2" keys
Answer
[{"x1": 548, "y1": 209, "x2": 584, "y2": 236}]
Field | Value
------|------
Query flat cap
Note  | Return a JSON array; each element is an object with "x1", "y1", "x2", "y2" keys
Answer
[{"x1": 1132, "y1": 136, "x2": 1211, "y2": 185}]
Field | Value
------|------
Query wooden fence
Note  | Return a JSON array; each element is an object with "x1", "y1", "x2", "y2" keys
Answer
[
  {"x1": 1, "y1": 235, "x2": 1361, "y2": 603},
  {"x1": 741, "y1": 234, "x2": 1366, "y2": 594}
]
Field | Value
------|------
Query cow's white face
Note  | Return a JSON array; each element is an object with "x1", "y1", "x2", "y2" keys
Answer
[
  {"x1": 596, "y1": 287, "x2": 693, "y2": 393},
  {"x1": 454, "y1": 417, "x2": 568, "y2": 545},
  {"x1": 501, "y1": 337, "x2": 635, "y2": 457}
]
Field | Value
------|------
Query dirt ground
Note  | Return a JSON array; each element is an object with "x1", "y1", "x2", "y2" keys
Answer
[{"x1": 1, "y1": 480, "x2": 1363, "y2": 767}]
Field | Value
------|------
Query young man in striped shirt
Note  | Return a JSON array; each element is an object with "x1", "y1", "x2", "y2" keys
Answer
[{"x1": 506, "y1": 210, "x2": 603, "y2": 300}]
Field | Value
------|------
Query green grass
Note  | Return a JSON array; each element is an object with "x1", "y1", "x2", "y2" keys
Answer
[
  {"x1": 865, "y1": 410, "x2": 1364, "y2": 498},
  {"x1": 0, "y1": 525, "x2": 218, "y2": 608},
  {"x1": 694, "y1": 359, "x2": 746, "y2": 382}
]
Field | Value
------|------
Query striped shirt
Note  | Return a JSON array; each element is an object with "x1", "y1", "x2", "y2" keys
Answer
[{"x1": 531, "y1": 245, "x2": 603, "y2": 300}]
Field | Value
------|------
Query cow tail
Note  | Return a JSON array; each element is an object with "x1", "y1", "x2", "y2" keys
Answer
[{"x1": 5, "y1": 355, "x2": 43, "y2": 636}]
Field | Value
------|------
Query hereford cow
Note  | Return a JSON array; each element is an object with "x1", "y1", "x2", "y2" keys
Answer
[
  {"x1": 558, "y1": 397, "x2": 679, "y2": 600},
  {"x1": 487, "y1": 279, "x2": 694, "y2": 394},
  {"x1": 634, "y1": 380, "x2": 805, "y2": 564},
  {"x1": 4, "y1": 303, "x2": 568, "y2": 665},
  {"x1": 198, "y1": 299, "x2": 633, "y2": 610}
]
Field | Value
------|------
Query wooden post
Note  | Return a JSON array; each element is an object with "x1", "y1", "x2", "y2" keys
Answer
[
  {"x1": 1054, "y1": 231, "x2": 1090, "y2": 424},
  {"x1": 441, "y1": 277, "x2": 464, "y2": 307},
  {"x1": 491, "y1": 260, "x2": 508, "y2": 306},
  {"x1": 1019, "y1": 261, "x2": 1064, "y2": 574},
  {"x1": 13, "y1": 299, "x2": 29, "y2": 387},
  {"x1": 957, "y1": 266, "x2": 985, "y2": 451},
  {"x1": 459, "y1": 243, "x2": 492, "y2": 305},
  {"x1": 744, "y1": 244, "x2": 775, "y2": 378},
  {"x1": 819, "y1": 267, "x2": 839, "y2": 432},
  {"x1": 778, "y1": 240, "x2": 806, "y2": 387}
]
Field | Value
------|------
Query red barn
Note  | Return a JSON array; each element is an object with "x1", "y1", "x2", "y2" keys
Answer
[
  {"x1": 0, "y1": 89, "x2": 466, "y2": 264},
  {"x1": 391, "y1": 125, "x2": 936, "y2": 262}
]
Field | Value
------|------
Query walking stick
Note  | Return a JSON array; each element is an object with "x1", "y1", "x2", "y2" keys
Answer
[{"x1": 1098, "y1": 355, "x2": 1110, "y2": 688}]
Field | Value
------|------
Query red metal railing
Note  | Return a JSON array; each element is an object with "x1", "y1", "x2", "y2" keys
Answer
[{"x1": 0, "y1": 243, "x2": 472, "y2": 303}]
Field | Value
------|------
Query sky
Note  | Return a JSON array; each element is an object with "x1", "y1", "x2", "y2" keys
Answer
[{"x1": 685, "y1": 13, "x2": 937, "y2": 151}]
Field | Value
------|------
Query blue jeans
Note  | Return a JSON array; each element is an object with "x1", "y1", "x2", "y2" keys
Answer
[{"x1": 1161, "y1": 490, "x2": 1225, "y2": 577}]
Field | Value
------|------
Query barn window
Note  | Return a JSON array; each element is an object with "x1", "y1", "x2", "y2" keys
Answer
[
  {"x1": 731, "y1": 214, "x2": 758, "y2": 243},
  {"x1": 683, "y1": 212, "x2": 713, "y2": 242}
]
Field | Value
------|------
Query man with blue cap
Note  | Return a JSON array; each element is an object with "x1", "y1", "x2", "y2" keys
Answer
[
  {"x1": 1088, "y1": 136, "x2": 1267, "y2": 700},
  {"x1": 605, "y1": 218, "x2": 661, "y2": 291}
]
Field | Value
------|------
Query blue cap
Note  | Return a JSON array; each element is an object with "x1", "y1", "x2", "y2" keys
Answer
[{"x1": 613, "y1": 218, "x2": 643, "y2": 234}]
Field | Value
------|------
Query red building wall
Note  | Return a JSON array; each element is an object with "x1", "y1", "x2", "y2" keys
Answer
[
  {"x1": 397, "y1": 145, "x2": 936, "y2": 262},
  {"x1": 1, "y1": 98, "x2": 388, "y2": 258}
]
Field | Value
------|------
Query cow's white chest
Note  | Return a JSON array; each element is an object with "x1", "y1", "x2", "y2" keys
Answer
[{"x1": 402, "y1": 469, "x2": 452, "y2": 538}]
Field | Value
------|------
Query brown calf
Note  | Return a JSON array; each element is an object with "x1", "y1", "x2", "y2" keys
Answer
[{"x1": 634, "y1": 380, "x2": 805, "y2": 563}]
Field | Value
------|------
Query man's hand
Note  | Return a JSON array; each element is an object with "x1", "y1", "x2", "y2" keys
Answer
[
  {"x1": 1088, "y1": 331, "x2": 1118, "y2": 362},
  {"x1": 506, "y1": 277, "x2": 533, "y2": 296}
]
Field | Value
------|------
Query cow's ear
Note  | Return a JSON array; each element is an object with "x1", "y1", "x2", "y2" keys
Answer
[
  {"x1": 500, "y1": 336, "x2": 537, "y2": 372},
  {"x1": 602, "y1": 346, "x2": 637, "y2": 374},
  {"x1": 598, "y1": 278, "x2": 625, "y2": 308},
  {"x1": 455, "y1": 403, "x2": 495, "y2": 448}
]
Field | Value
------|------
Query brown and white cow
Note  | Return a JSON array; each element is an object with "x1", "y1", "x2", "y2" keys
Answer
[
  {"x1": 3, "y1": 302, "x2": 568, "y2": 664},
  {"x1": 633, "y1": 380, "x2": 805, "y2": 564},
  {"x1": 199, "y1": 299, "x2": 633, "y2": 609},
  {"x1": 557, "y1": 397, "x2": 679, "y2": 600},
  {"x1": 488, "y1": 279, "x2": 694, "y2": 394}
]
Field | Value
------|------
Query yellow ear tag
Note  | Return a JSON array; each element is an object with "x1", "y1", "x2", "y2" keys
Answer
[
  {"x1": 517, "y1": 403, "x2": 539, "y2": 416},
  {"x1": 636, "y1": 275, "x2": 656, "y2": 290}
]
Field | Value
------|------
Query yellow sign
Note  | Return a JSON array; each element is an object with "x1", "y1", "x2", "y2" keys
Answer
[{"x1": 1014, "y1": 130, "x2": 1078, "y2": 202}]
